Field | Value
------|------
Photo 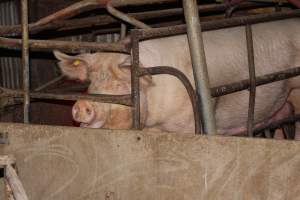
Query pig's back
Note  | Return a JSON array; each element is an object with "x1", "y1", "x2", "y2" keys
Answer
[
  {"x1": 138, "y1": 19, "x2": 300, "y2": 133},
  {"x1": 140, "y1": 19, "x2": 299, "y2": 85}
]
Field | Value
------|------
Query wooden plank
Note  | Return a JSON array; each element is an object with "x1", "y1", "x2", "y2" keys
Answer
[{"x1": 0, "y1": 122, "x2": 300, "y2": 200}]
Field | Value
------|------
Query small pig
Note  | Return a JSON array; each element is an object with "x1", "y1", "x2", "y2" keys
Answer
[{"x1": 54, "y1": 18, "x2": 300, "y2": 135}]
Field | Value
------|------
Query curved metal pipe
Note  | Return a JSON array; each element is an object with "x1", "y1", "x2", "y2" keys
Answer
[{"x1": 139, "y1": 66, "x2": 202, "y2": 134}]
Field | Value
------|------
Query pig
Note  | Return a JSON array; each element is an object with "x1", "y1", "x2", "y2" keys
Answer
[{"x1": 54, "y1": 18, "x2": 300, "y2": 135}]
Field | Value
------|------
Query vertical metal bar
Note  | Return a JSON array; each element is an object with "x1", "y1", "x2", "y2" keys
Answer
[
  {"x1": 9, "y1": 1, "x2": 17, "y2": 89},
  {"x1": 246, "y1": 24, "x2": 256, "y2": 137},
  {"x1": 1, "y1": 3, "x2": 8, "y2": 89},
  {"x1": 182, "y1": 0, "x2": 216, "y2": 135},
  {"x1": 3, "y1": 1, "x2": 12, "y2": 90},
  {"x1": 21, "y1": 0, "x2": 30, "y2": 123},
  {"x1": 13, "y1": 0, "x2": 21, "y2": 89},
  {"x1": 120, "y1": 23, "x2": 127, "y2": 39},
  {"x1": 131, "y1": 30, "x2": 141, "y2": 129}
]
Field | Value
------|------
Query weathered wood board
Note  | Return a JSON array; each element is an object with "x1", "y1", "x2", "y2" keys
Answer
[{"x1": 0, "y1": 122, "x2": 300, "y2": 200}]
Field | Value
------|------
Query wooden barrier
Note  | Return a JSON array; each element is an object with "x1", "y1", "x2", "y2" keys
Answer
[{"x1": 0, "y1": 122, "x2": 299, "y2": 200}]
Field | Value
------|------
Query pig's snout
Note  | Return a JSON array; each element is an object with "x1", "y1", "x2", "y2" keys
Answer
[{"x1": 72, "y1": 101, "x2": 95, "y2": 124}]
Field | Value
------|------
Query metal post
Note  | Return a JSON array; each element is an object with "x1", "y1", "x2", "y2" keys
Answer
[
  {"x1": 245, "y1": 24, "x2": 256, "y2": 137},
  {"x1": 182, "y1": 0, "x2": 217, "y2": 135},
  {"x1": 21, "y1": 0, "x2": 30, "y2": 123},
  {"x1": 130, "y1": 30, "x2": 141, "y2": 129},
  {"x1": 120, "y1": 23, "x2": 127, "y2": 39}
]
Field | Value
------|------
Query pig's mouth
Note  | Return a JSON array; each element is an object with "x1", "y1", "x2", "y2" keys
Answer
[{"x1": 80, "y1": 121, "x2": 105, "y2": 128}]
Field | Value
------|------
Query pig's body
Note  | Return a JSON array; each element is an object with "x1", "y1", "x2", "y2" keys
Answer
[{"x1": 55, "y1": 19, "x2": 300, "y2": 135}]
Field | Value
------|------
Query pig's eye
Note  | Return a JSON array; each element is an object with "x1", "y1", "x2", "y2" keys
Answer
[{"x1": 86, "y1": 108, "x2": 92, "y2": 115}]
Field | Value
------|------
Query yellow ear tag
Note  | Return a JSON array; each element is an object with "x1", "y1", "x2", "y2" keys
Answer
[{"x1": 73, "y1": 59, "x2": 81, "y2": 66}]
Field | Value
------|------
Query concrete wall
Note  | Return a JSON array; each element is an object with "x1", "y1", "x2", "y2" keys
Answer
[{"x1": 0, "y1": 123, "x2": 300, "y2": 200}]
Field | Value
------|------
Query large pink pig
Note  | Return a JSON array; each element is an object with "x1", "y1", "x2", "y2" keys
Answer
[{"x1": 54, "y1": 19, "x2": 300, "y2": 135}]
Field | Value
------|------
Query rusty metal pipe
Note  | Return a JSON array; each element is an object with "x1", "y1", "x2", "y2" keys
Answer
[
  {"x1": 183, "y1": 0, "x2": 216, "y2": 135},
  {"x1": 130, "y1": 30, "x2": 141, "y2": 129},
  {"x1": 109, "y1": 0, "x2": 177, "y2": 7},
  {"x1": 0, "y1": 37, "x2": 130, "y2": 53},
  {"x1": 211, "y1": 66, "x2": 300, "y2": 97},
  {"x1": 21, "y1": 0, "x2": 30, "y2": 123},
  {"x1": 139, "y1": 9, "x2": 300, "y2": 39},
  {"x1": 0, "y1": 2, "x2": 270, "y2": 36},
  {"x1": 106, "y1": 1, "x2": 151, "y2": 29},
  {"x1": 0, "y1": 87, "x2": 132, "y2": 106},
  {"x1": 245, "y1": 24, "x2": 256, "y2": 137}
]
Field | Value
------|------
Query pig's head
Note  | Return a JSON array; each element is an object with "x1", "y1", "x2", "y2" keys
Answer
[{"x1": 54, "y1": 50, "x2": 152, "y2": 129}]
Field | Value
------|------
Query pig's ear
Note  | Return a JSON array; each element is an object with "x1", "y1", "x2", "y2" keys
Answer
[
  {"x1": 53, "y1": 50, "x2": 89, "y2": 81},
  {"x1": 116, "y1": 56, "x2": 153, "y2": 86}
]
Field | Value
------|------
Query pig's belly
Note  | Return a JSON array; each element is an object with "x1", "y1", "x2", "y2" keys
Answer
[{"x1": 215, "y1": 81, "x2": 288, "y2": 134}]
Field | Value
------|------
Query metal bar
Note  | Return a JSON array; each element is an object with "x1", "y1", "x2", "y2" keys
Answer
[
  {"x1": 0, "y1": 0, "x2": 177, "y2": 36},
  {"x1": 130, "y1": 30, "x2": 141, "y2": 129},
  {"x1": 0, "y1": 2, "x2": 271, "y2": 36},
  {"x1": 0, "y1": 37, "x2": 130, "y2": 53},
  {"x1": 211, "y1": 66, "x2": 300, "y2": 97},
  {"x1": 3, "y1": 1, "x2": 12, "y2": 90},
  {"x1": 120, "y1": 23, "x2": 127, "y2": 39},
  {"x1": 91, "y1": 19, "x2": 183, "y2": 35},
  {"x1": 2, "y1": 65, "x2": 300, "y2": 112},
  {"x1": 34, "y1": 75, "x2": 64, "y2": 92},
  {"x1": 245, "y1": 24, "x2": 256, "y2": 137},
  {"x1": 183, "y1": 0, "x2": 216, "y2": 135},
  {"x1": 139, "y1": 66, "x2": 202, "y2": 134},
  {"x1": 139, "y1": 9, "x2": 300, "y2": 39},
  {"x1": 110, "y1": 0, "x2": 177, "y2": 7},
  {"x1": 0, "y1": 87, "x2": 132, "y2": 106},
  {"x1": 21, "y1": 0, "x2": 30, "y2": 123},
  {"x1": 106, "y1": 1, "x2": 151, "y2": 29}
]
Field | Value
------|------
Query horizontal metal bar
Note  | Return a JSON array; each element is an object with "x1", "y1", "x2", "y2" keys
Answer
[
  {"x1": 211, "y1": 66, "x2": 300, "y2": 97},
  {"x1": 139, "y1": 66, "x2": 202, "y2": 134},
  {"x1": 139, "y1": 9, "x2": 300, "y2": 39},
  {"x1": 0, "y1": 87, "x2": 132, "y2": 106},
  {"x1": 0, "y1": 37, "x2": 130, "y2": 53},
  {"x1": 0, "y1": 2, "x2": 271, "y2": 36},
  {"x1": 110, "y1": 0, "x2": 177, "y2": 7},
  {"x1": 2, "y1": 65, "x2": 300, "y2": 114}
]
